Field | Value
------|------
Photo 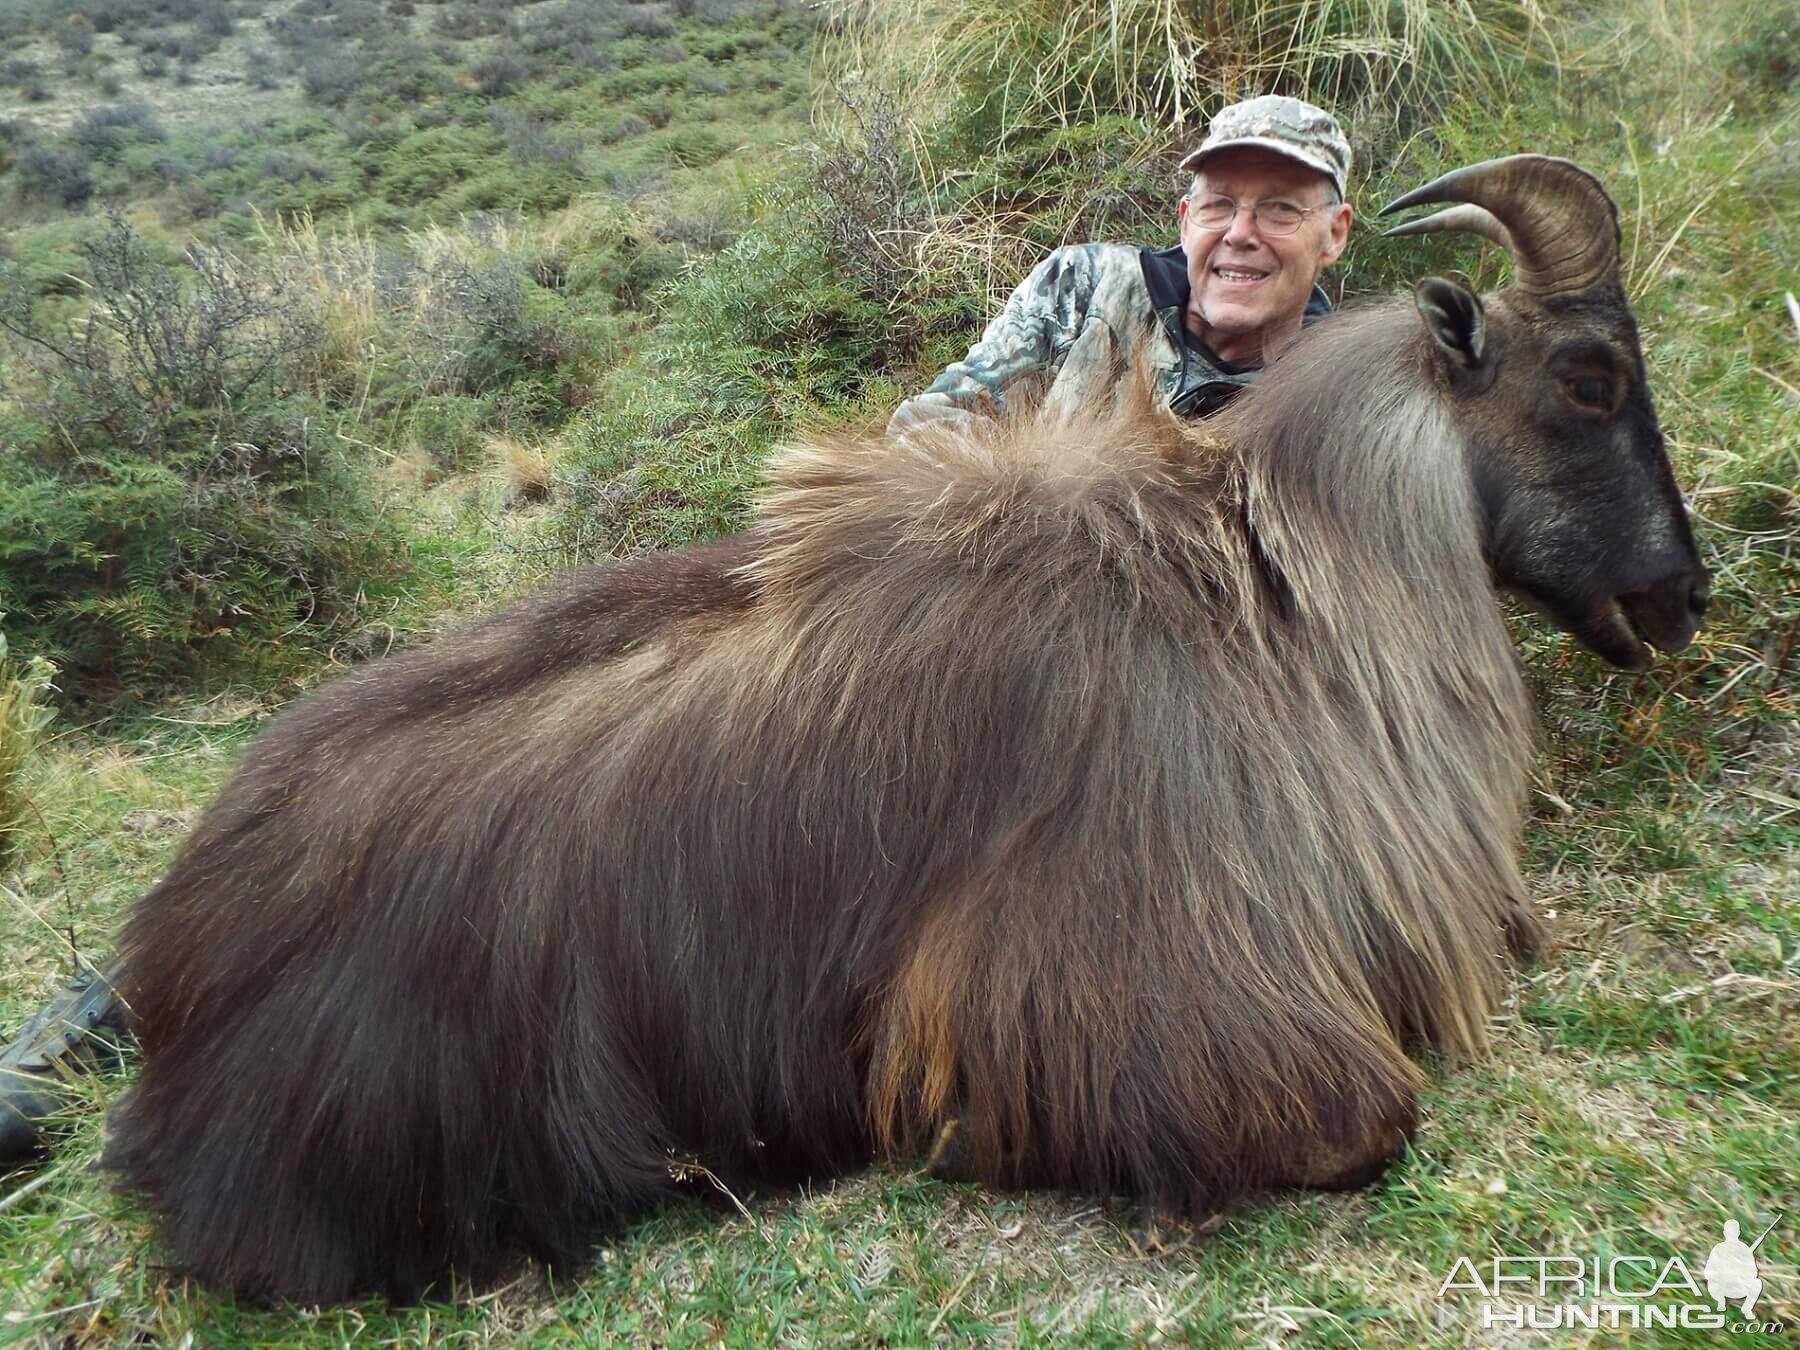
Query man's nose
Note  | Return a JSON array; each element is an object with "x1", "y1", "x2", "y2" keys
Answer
[{"x1": 1221, "y1": 205, "x2": 1261, "y2": 247}]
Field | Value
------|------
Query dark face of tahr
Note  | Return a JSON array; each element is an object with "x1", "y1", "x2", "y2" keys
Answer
[{"x1": 1415, "y1": 279, "x2": 1708, "y2": 670}]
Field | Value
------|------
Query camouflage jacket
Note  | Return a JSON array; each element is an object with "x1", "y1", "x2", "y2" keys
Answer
[{"x1": 887, "y1": 242, "x2": 1332, "y2": 435}]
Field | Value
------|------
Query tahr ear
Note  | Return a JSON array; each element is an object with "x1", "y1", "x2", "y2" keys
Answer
[{"x1": 1413, "y1": 277, "x2": 1486, "y2": 369}]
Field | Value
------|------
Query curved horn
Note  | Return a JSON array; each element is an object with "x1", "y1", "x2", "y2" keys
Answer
[
  {"x1": 1380, "y1": 203, "x2": 1517, "y2": 253},
  {"x1": 1378, "y1": 155, "x2": 1621, "y2": 299}
]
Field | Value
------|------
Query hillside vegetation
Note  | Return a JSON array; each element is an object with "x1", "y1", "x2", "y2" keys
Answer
[
  {"x1": 0, "y1": 0, "x2": 1794, "y2": 1342},
  {"x1": 1, "y1": 0, "x2": 811, "y2": 695}
]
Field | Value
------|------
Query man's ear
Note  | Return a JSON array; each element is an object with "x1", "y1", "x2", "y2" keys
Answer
[
  {"x1": 1414, "y1": 277, "x2": 1486, "y2": 369},
  {"x1": 1319, "y1": 201, "x2": 1352, "y2": 265}
]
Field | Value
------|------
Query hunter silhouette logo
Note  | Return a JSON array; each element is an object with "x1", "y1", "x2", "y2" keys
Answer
[
  {"x1": 1705, "y1": 1218, "x2": 1773, "y2": 1317},
  {"x1": 1438, "y1": 1214, "x2": 1785, "y2": 1333}
]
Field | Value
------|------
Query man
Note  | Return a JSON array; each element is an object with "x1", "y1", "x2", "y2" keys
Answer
[
  {"x1": 888, "y1": 94, "x2": 1353, "y2": 437},
  {"x1": 0, "y1": 94, "x2": 1355, "y2": 1163}
]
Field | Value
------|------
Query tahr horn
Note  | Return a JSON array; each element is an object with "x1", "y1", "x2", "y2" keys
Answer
[{"x1": 1379, "y1": 154, "x2": 1621, "y2": 299}]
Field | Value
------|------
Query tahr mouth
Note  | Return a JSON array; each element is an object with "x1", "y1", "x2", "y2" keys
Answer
[
  {"x1": 1584, "y1": 597, "x2": 1657, "y2": 671},
  {"x1": 1512, "y1": 585, "x2": 1705, "y2": 671}
]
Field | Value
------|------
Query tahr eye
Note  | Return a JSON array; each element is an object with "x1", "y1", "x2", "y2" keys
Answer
[{"x1": 1567, "y1": 377, "x2": 1610, "y2": 408}]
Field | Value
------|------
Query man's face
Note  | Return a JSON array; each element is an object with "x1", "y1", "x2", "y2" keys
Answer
[{"x1": 1178, "y1": 147, "x2": 1352, "y2": 358}]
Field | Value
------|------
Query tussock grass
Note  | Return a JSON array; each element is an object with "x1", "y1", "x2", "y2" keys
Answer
[
  {"x1": 255, "y1": 199, "x2": 636, "y2": 404},
  {"x1": 827, "y1": 0, "x2": 1561, "y2": 143},
  {"x1": 252, "y1": 209, "x2": 383, "y2": 402},
  {"x1": 488, "y1": 433, "x2": 559, "y2": 506},
  {"x1": 0, "y1": 629, "x2": 56, "y2": 879}
]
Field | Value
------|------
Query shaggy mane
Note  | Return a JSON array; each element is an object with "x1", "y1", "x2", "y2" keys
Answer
[
  {"x1": 107, "y1": 297, "x2": 1543, "y2": 1304},
  {"x1": 738, "y1": 301, "x2": 1538, "y2": 1178}
]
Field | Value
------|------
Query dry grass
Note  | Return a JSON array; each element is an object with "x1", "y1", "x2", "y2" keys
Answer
[
  {"x1": 825, "y1": 0, "x2": 1563, "y2": 141},
  {"x1": 0, "y1": 631, "x2": 56, "y2": 880},
  {"x1": 250, "y1": 194, "x2": 643, "y2": 408},
  {"x1": 253, "y1": 209, "x2": 383, "y2": 402},
  {"x1": 488, "y1": 434, "x2": 559, "y2": 507}
]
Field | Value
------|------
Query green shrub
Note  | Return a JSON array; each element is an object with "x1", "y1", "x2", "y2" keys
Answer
[
  {"x1": 53, "y1": 15, "x2": 97, "y2": 63},
  {"x1": 401, "y1": 392, "x2": 490, "y2": 470},
  {"x1": 1723, "y1": 5, "x2": 1796, "y2": 106},
  {"x1": 0, "y1": 218, "x2": 403, "y2": 699},
  {"x1": 552, "y1": 193, "x2": 902, "y2": 556},
  {"x1": 472, "y1": 52, "x2": 529, "y2": 96},
  {"x1": 302, "y1": 56, "x2": 365, "y2": 105},
  {"x1": 4, "y1": 224, "x2": 87, "y2": 298},
  {"x1": 14, "y1": 145, "x2": 97, "y2": 207},
  {"x1": 72, "y1": 102, "x2": 168, "y2": 160},
  {"x1": 244, "y1": 46, "x2": 281, "y2": 90},
  {"x1": 444, "y1": 161, "x2": 584, "y2": 214},
  {"x1": 621, "y1": 10, "x2": 675, "y2": 39}
]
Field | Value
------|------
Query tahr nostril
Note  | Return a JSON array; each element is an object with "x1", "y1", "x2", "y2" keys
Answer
[{"x1": 1689, "y1": 582, "x2": 1712, "y2": 617}]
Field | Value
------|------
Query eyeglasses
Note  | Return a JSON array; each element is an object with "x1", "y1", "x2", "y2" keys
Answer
[{"x1": 1185, "y1": 193, "x2": 1327, "y2": 237}]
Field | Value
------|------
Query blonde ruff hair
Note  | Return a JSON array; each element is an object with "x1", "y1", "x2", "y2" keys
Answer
[{"x1": 744, "y1": 303, "x2": 1537, "y2": 1183}]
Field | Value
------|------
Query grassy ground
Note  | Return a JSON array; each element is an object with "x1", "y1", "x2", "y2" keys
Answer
[
  {"x1": 0, "y1": 740, "x2": 1793, "y2": 1344},
  {"x1": 1, "y1": 0, "x2": 1796, "y2": 1343}
]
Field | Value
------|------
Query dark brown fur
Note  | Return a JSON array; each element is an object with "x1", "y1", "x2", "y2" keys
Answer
[{"x1": 105, "y1": 294, "x2": 1701, "y2": 1304}]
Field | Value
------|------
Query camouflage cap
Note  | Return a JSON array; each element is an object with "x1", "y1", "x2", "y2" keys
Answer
[{"x1": 1178, "y1": 95, "x2": 1350, "y2": 200}]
